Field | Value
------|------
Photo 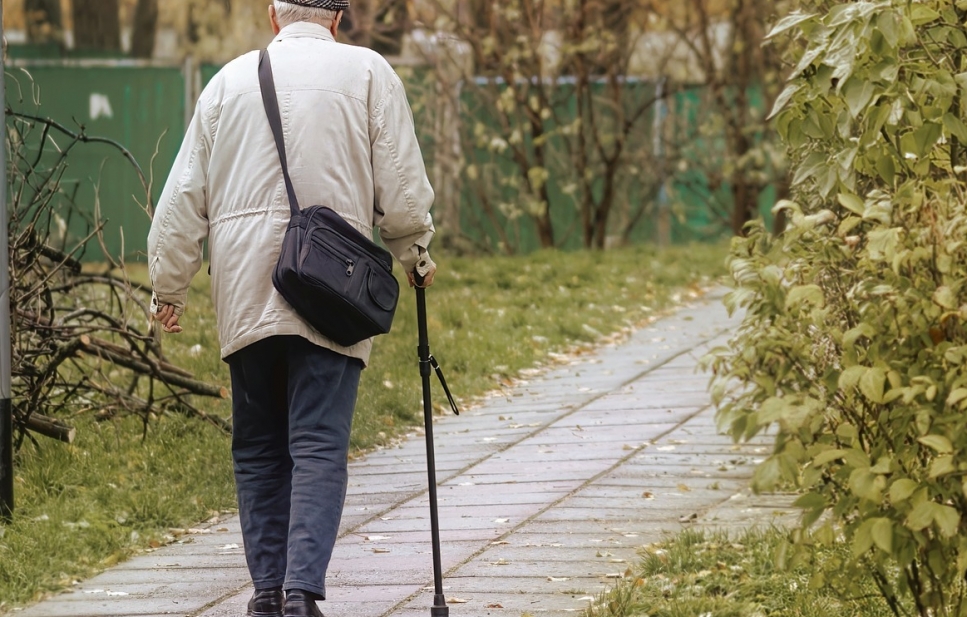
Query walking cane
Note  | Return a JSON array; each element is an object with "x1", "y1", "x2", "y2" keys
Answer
[{"x1": 414, "y1": 268, "x2": 459, "y2": 617}]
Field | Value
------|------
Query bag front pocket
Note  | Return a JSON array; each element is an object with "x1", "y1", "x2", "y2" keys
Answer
[
  {"x1": 367, "y1": 266, "x2": 399, "y2": 312},
  {"x1": 298, "y1": 242, "x2": 353, "y2": 298}
]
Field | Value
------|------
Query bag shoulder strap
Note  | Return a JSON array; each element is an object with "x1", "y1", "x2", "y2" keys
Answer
[{"x1": 258, "y1": 49, "x2": 300, "y2": 218}]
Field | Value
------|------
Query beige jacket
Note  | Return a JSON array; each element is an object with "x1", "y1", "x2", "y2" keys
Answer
[{"x1": 148, "y1": 23, "x2": 435, "y2": 364}]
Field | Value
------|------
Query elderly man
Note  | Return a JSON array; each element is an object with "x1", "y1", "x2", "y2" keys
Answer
[{"x1": 147, "y1": 1, "x2": 437, "y2": 615}]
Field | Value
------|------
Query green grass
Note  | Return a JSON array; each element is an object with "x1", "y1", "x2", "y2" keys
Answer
[
  {"x1": 0, "y1": 242, "x2": 727, "y2": 611},
  {"x1": 587, "y1": 528, "x2": 896, "y2": 617}
]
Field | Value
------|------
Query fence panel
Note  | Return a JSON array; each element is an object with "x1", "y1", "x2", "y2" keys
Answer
[
  {"x1": 4, "y1": 58, "x2": 756, "y2": 261},
  {"x1": 5, "y1": 61, "x2": 187, "y2": 262}
]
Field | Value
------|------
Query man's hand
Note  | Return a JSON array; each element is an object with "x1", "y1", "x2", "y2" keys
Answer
[
  {"x1": 153, "y1": 304, "x2": 183, "y2": 333},
  {"x1": 407, "y1": 264, "x2": 436, "y2": 288}
]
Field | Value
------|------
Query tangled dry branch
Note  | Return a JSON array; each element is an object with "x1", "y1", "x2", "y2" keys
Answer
[{"x1": 5, "y1": 106, "x2": 230, "y2": 447}]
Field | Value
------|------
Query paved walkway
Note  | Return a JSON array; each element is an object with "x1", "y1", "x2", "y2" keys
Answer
[{"x1": 15, "y1": 290, "x2": 795, "y2": 617}]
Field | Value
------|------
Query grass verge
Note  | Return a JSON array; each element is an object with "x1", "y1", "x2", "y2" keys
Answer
[
  {"x1": 586, "y1": 528, "x2": 896, "y2": 617},
  {"x1": 0, "y1": 242, "x2": 727, "y2": 611}
]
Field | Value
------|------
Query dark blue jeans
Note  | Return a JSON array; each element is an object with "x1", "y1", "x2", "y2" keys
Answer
[{"x1": 227, "y1": 336, "x2": 362, "y2": 600}]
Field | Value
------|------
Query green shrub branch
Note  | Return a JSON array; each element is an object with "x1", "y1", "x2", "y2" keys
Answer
[{"x1": 708, "y1": 1, "x2": 967, "y2": 615}]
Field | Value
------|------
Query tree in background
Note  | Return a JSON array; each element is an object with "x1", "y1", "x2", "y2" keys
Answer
[
  {"x1": 418, "y1": 0, "x2": 679, "y2": 252},
  {"x1": 661, "y1": 0, "x2": 792, "y2": 236},
  {"x1": 342, "y1": 0, "x2": 409, "y2": 56},
  {"x1": 24, "y1": 0, "x2": 63, "y2": 45},
  {"x1": 131, "y1": 0, "x2": 159, "y2": 58},
  {"x1": 72, "y1": 0, "x2": 121, "y2": 52}
]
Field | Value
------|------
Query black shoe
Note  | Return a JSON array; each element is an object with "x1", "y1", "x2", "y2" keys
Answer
[
  {"x1": 248, "y1": 588, "x2": 284, "y2": 617},
  {"x1": 283, "y1": 589, "x2": 324, "y2": 617}
]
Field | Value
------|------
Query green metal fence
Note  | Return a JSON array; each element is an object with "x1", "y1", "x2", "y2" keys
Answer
[
  {"x1": 5, "y1": 58, "x2": 765, "y2": 260},
  {"x1": 5, "y1": 60, "x2": 188, "y2": 262}
]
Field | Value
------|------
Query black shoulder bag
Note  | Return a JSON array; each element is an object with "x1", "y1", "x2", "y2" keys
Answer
[{"x1": 258, "y1": 49, "x2": 400, "y2": 347}]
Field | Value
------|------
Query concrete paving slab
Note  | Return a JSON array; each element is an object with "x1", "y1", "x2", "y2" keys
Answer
[
  {"x1": 438, "y1": 574, "x2": 610, "y2": 596},
  {"x1": 497, "y1": 532, "x2": 660, "y2": 549}
]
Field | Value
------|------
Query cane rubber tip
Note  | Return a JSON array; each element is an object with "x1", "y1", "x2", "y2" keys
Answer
[{"x1": 430, "y1": 606, "x2": 449, "y2": 617}]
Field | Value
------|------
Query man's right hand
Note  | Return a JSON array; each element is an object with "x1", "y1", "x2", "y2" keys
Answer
[{"x1": 408, "y1": 265, "x2": 436, "y2": 288}]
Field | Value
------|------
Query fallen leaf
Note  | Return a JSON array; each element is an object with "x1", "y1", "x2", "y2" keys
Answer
[
  {"x1": 447, "y1": 597, "x2": 469, "y2": 604},
  {"x1": 486, "y1": 603, "x2": 504, "y2": 609},
  {"x1": 491, "y1": 558, "x2": 510, "y2": 566},
  {"x1": 641, "y1": 491, "x2": 654, "y2": 499},
  {"x1": 491, "y1": 540, "x2": 510, "y2": 546},
  {"x1": 372, "y1": 548, "x2": 391, "y2": 554},
  {"x1": 547, "y1": 576, "x2": 570, "y2": 582},
  {"x1": 677, "y1": 484, "x2": 691, "y2": 492},
  {"x1": 679, "y1": 513, "x2": 698, "y2": 523}
]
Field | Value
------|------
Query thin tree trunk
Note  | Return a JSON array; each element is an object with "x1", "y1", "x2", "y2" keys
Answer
[
  {"x1": 772, "y1": 173, "x2": 790, "y2": 235},
  {"x1": 342, "y1": 0, "x2": 373, "y2": 47},
  {"x1": 535, "y1": 209, "x2": 554, "y2": 248},
  {"x1": 371, "y1": 0, "x2": 408, "y2": 55},
  {"x1": 72, "y1": 0, "x2": 121, "y2": 51},
  {"x1": 25, "y1": 0, "x2": 62, "y2": 44},
  {"x1": 593, "y1": 166, "x2": 619, "y2": 249},
  {"x1": 131, "y1": 0, "x2": 159, "y2": 58}
]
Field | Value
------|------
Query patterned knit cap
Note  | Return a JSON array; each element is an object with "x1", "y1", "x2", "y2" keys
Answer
[{"x1": 278, "y1": 0, "x2": 350, "y2": 10}]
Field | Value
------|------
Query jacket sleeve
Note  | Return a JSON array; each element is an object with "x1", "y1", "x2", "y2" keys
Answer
[
  {"x1": 370, "y1": 70, "x2": 436, "y2": 274},
  {"x1": 147, "y1": 96, "x2": 213, "y2": 316}
]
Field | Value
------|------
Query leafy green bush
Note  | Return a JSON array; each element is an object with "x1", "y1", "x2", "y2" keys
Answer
[{"x1": 707, "y1": 1, "x2": 967, "y2": 615}]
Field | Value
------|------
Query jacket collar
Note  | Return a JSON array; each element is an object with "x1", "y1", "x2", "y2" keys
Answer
[{"x1": 272, "y1": 22, "x2": 335, "y2": 44}]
